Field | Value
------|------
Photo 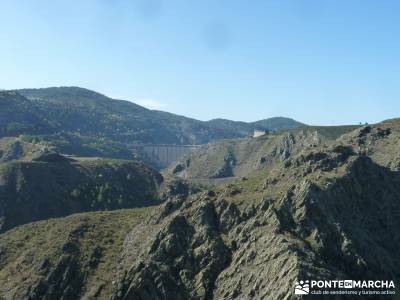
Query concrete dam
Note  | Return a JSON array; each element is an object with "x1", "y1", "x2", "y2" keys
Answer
[{"x1": 127, "y1": 144, "x2": 200, "y2": 169}]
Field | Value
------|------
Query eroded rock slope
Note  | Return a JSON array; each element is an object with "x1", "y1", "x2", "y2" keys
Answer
[
  {"x1": 167, "y1": 126, "x2": 358, "y2": 179},
  {"x1": 1, "y1": 121, "x2": 399, "y2": 299},
  {"x1": 112, "y1": 121, "x2": 400, "y2": 299}
]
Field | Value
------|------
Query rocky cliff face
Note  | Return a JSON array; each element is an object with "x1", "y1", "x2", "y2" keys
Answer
[
  {"x1": 1, "y1": 121, "x2": 399, "y2": 299},
  {"x1": 0, "y1": 208, "x2": 152, "y2": 300},
  {"x1": 168, "y1": 129, "x2": 324, "y2": 179},
  {"x1": 111, "y1": 122, "x2": 400, "y2": 299}
]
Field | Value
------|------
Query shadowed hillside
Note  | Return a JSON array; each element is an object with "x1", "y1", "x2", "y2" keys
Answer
[{"x1": 0, "y1": 155, "x2": 163, "y2": 232}]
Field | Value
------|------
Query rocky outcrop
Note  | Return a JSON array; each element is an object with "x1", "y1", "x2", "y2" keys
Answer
[
  {"x1": 111, "y1": 123, "x2": 400, "y2": 299},
  {"x1": 168, "y1": 130, "x2": 325, "y2": 179},
  {"x1": 0, "y1": 137, "x2": 50, "y2": 163},
  {"x1": 210, "y1": 151, "x2": 236, "y2": 178},
  {"x1": 26, "y1": 232, "x2": 84, "y2": 300},
  {"x1": 111, "y1": 195, "x2": 234, "y2": 300},
  {"x1": 1, "y1": 122, "x2": 400, "y2": 299},
  {"x1": 0, "y1": 209, "x2": 152, "y2": 300}
]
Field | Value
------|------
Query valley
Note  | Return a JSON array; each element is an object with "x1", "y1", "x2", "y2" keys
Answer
[
  {"x1": 2, "y1": 2, "x2": 398, "y2": 298},
  {"x1": 0, "y1": 87, "x2": 399, "y2": 299}
]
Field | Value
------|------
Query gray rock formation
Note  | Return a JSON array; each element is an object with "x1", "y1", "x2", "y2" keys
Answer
[
  {"x1": 1, "y1": 121, "x2": 400, "y2": 299},
  {"x1": 112, "y1": 122, "x2": 400, "y2": 299}
]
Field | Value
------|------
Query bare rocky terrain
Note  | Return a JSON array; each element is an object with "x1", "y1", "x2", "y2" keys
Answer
[
  {"x1": 111, "y1": 121, "x2": 400, "y2": 300},
  {"x1": 1, "y1": 120, "x2": 399, "y2": 299},
  {"x1": 167, "y1": 125, "x2": 359, "y2": 180},
  {"x1": 0, "y1": 137, "x2": 49, "y2": 163}
]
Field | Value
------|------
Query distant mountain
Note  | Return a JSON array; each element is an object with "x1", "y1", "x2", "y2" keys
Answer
[
  {"x1": 252, "y1": 117, "x2": 304, "y2": 130},
  {"x1": 206, "y1": 119, "x2": 257, "y2": 136},
  {"x1": 208, "y1": 117, "x2": 304, "y2": 135},
  {"x1": 16, "y1": 87, "x2": 304, "y2": 139},
  {"x1": 0, "y1": 87, "x2": 304, "y2": 160}
]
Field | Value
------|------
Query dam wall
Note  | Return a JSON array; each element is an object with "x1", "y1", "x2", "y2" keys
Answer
[{"x1": 128, "y1": 144, "x2": 200, "y2": 169}]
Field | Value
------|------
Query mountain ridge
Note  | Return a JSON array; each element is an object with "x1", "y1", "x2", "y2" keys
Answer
[
  {"x1": 17, "y1": 86, "x2": 304, "y2": 126},
  {"x1": 14, "y1": 86, "x2": 305, "y2": 141},
  {"x1": 0, "y1": 87, "x2": 305, "y2": 165},
  {"x1": 1, "y1": 121, "x2": 399, "y2": 299}
]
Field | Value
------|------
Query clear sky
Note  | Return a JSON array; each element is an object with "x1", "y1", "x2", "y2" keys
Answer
[{"x1": 1, "y1": 0, "x2": 399, "y2": 125}]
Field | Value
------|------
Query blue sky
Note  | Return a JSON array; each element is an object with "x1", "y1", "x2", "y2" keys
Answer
[{"x1": 1, "y1": 0, "x2": 400, "y2": 125}]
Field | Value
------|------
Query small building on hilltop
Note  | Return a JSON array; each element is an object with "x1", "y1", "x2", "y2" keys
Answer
[{"x1": 253, "y1": 129, "x2": 267, "y2": 138}]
